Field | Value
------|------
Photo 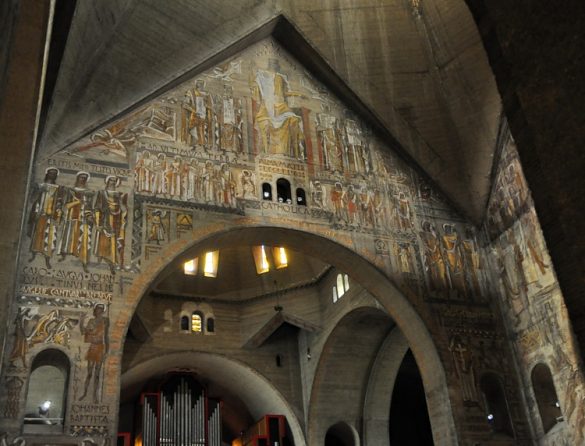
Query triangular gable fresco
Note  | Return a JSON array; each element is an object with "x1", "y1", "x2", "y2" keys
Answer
[{"x1": 30, "y1": 36, "x2": 484, "y2": 303}]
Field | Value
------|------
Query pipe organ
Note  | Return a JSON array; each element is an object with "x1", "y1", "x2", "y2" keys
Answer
[{"x1": 137, "y1": 374, "x2": 222, "y2": 446}]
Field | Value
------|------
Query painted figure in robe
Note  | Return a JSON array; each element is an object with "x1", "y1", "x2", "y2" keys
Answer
[
  {"x1": 419, "y1": 220, "x2": 448, "y2": 292},
  {"x1": 148, "y1": 210, "x2": 166, "y2": 245},
  {"x1": 28, "y1": 167, "x2": 64, "y2": 268},
  {"x1": 135, "y1": 151, "x2": 154, "y2": 194},
  {"x1": 254, "y1": 59, "x2": 304, "y2": 158},
  {"x1": 183, "y1": 80, "x2": 213, "y2": 148},
  {"x1": 57, "y1": 171, "x2": 94, "y2": 272},
  {"x1": 94, "y1": 176, "x2": 127, "y2": 273}
]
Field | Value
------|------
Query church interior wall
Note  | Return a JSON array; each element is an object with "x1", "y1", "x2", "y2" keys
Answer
[
  {"x1": 0, "y1": 28, "x2": 580, "y2": 446},
  {"x1": 482, "y1": 128, "x2": 585, "y2": 445}
]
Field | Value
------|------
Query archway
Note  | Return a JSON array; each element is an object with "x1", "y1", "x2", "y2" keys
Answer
[
  {"x1": 120, "y1": 352, "x2": 304, "y2": 445},
  {"x1": 325, "y1": 422, "x2": 358, "y2": 446},
  {"x1": 112, "y1": 226, "x2": 457, "y2": 445},
  {"x1": 389, "y1": 350, "x2": 434, "y2": 445}
]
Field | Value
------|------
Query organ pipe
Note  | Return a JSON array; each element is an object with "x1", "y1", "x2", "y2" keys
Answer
[{"x1": 139, "y1": 374, "x2": 220, "y2": 446}]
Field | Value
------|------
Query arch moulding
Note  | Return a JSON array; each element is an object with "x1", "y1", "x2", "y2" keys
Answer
[{"x1": 107, "y1": 223, "x2": 458, "y2": 445}]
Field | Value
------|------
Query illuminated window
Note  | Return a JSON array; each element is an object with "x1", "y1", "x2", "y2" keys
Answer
[
  {"x1": 296, "y1": 188, "x2": 307, "y2": 206},
  {"x1": 262, "y1": 183, "x2": 272, "y2": 200},
  {"x1": 272, "y1": 246, "x2": 288, "y2": 269},
  {"x1": 252, "y1": 245, "x2": 270, "y2": 274},
  {"x1": 184, "y1": 258, "x2": 198, "y2": 276},
  {"x1": 276, "y1": 178, "x2": 292, "y2": 204},
  {"x1": 337, "y1": 274, "x2": 345, "y2": 298},
  {"x1": 191, "y1": 312, "x2": 204, "y2": 333},
  {"x1": 333, "y1": 273, "x2": 350, "y2": 303},
  {"x1": 203, "y1": 251, "x2": 219, "y2": 278}
]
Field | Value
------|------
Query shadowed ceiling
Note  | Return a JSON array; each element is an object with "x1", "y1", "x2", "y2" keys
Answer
[{"x1": 40, "y1": 0, "x2": 500, "y2": 224}]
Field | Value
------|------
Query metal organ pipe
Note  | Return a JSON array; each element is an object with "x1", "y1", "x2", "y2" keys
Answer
[{"x1": 140, "y1": 375, "x2": 221, "y2": 446}]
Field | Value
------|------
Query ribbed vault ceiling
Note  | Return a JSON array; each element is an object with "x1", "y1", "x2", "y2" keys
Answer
[{"x1": 40, "y1": 0, "x2": 500, "y2": 223}]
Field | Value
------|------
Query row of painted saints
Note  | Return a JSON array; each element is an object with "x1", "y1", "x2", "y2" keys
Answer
[
  {"x1": 28, "y1": 168, "x2": 127, "y2": 273},
  {"x1": 487, "y1": 150, "x2": 529, "y2": 238},
  {"x1": 419, "y1": 221, "x2": 483, "y2": 299},
  {"x1": 135, "y1": 153, "x2": 246, "y2": 206}
]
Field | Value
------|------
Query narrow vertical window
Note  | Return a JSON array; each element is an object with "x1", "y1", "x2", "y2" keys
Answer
[
  {"x1": 276, "y1": 178, "x2": 292, "y2": 204},
  {"x1": 206, "y1": 317, "x2": 215, "y2": 333},
  {"x1": 337, "y1": 274, "x2": 345, "y2": 298},
  {"x1": 296, "y1": 188, "x2": 307, "y2": 206},
  {"x1": 272, "y1": 246, "x2": 288, "y2": 269},
  {"x1": 344, "y1": 274, "x2": 350, "y2": 291},
  {"x1": 262, "y1": 183, "x2": 272, "y2": 201},
  {"x1": 252, "y1": 245, "x2": 270, "y2": 274},
  {"x1": 332, "y1": 286, "x2": 338, "y2": 303},
  {"x1": 191, "y1": 312, "x2": 204, "y2": 333},
  {"x1": 203, "y1": 251, "x2": 219, "y2": 278},
  {"x1": 180, "y1": 315, "x2": 189, "y2": 332}
]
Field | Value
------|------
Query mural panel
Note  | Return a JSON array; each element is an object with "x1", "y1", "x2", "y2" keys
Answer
[{"x1": 3, "y1": 37, "x2": 579, "y2": 445}]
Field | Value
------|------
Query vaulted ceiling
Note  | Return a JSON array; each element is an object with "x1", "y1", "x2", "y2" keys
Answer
[{"x1": 40, "y1": 0, "x2": 501, "y2": 224}]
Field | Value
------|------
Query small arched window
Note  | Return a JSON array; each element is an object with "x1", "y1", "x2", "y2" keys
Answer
[
  {"x1": 531, "y1": 363, "x2": 562, "y2": 433},
  {"x1": 276, "y1": 178, "x2": 292, "y2": 204},
  {"x1": 191, "y1": 312, "x2": 204, "y2": 333},
  {"x1": 262, "y1": 183, "x2": 272, "y2": 201},
  {"x1": 180, "y1": 315, "x2": 189, "y2": 332},
  {"x1": 332, "y1": 286, "x2": 338, "y2": 303},
  {"x1": 206, "y1": 317, "x2": 215, "y2": 333},
  {"x1": 24, "y1": 349, "x2": 69, "y2": 433},
  {"x1": 344, "y1": 274, "x2": 350, "y2": 291},
  {"x1": 480, "y1": 373, "x2": 514, "y2": 437},
  {"x1": 296, "y1": 188, "x2": 307, "y2": 206}
]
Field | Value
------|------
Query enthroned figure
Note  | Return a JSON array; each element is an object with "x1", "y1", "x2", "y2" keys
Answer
[{"x1": 254, "y1": 59, "x2": 304, "y2": 158}]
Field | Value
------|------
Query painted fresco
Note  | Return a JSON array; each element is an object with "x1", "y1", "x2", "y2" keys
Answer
[
  {"x1": 18, "y1": 39, "x2": 487, "y2": 304},
  {"x1": 1, "y1": 37, "x2": 572, "y2": 445},
  {"x1": 484, "y1": 133, "x2": 585, "y2": 444}
]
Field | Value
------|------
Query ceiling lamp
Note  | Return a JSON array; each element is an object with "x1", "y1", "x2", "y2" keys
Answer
[
  {"x1": 184, "y1": 258, "x2": 198, "y2": 276},
  {"x1": 203, "y1": 251, "x2": 219, "y2": 278},
  {"x1": 273, "y1": 247, "x2": 288, "y2": 269},
  {"x1": 252, "y1": 245, "x2": 270, "y2": 274}
]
